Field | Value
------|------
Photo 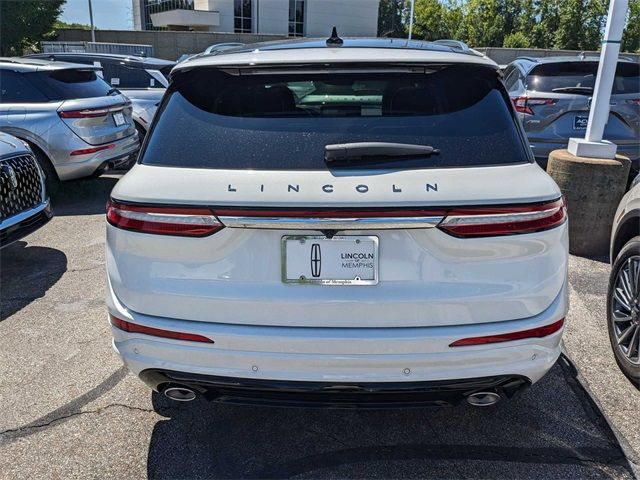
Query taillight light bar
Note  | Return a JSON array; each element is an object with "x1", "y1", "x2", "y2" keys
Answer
[
  {"x1": 449, "y1": 318, "x2": 564, "y2": 347},
  {"x1": 106, "y1": 200, "x2": 223, "y2": 237},
  {"x1": 109, "y1": 314, "x2": 214, "y2": 343},
  {"x1": 106, "y1": 198, "x2": 565, "y2": 238},
  {"x1": 512, "y1": 97, "x2": 556, "y2": 115},
  {"x1": 438, "y1": 198, "x2": 566, "y2": 237},
  {"x1": 59, "y1": 108, "x2": 110, "y2": 119}
]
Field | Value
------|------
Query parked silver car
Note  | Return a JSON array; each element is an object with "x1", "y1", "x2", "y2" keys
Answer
[
  {"x1": 26, "y1": 53, "x2": 175, "y2": 141},
  {"x1": 0, "y1": 57, "x2": 139, "y2": 188},
  {"x1": 0, "y1": 132, "x2": 52, "y2": 248},
  {"x1": 504, "y1": 56, "x2": 640, "y2": 170}
]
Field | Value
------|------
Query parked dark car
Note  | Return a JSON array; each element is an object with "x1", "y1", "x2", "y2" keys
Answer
[
  {"x1": 504, "y1": 56, "x2": 640, "y2": 171},
  {"x1": 0, "y1": 132, "x2": 52, "y2": 248},
  {"x1": 26, "y1": 53, "x2": 175, "y2": 140}
]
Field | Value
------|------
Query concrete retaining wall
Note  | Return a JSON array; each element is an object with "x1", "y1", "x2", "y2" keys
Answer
[
  {"x1": 55, "y1": 29, "x2": 640, "y2": 63},
  {"x1": 55, "y1": 29, "x2": 287, "y2": 61},
  {"x1": 475, "y1": 47, "x2": 640, "y2": 65}
]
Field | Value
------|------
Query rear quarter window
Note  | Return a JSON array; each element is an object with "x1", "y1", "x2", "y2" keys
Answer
[
  {"x1": 0, "y1": 70, "x2": 49, "y2": 103},
  {"x1": 26, "y1": 69, "x2": 111, "y2": 100},
  {"x1": 141, "y1": 64, "x2": 531, "y2": 170}
]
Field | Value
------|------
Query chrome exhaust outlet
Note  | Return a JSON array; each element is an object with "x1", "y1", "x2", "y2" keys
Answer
[
  {"x1": 163, "y1": 385, "x2": 197, "y2": 402},
  {"x1": 466, "y1": 391, "x2": 501, "y2": 407}
]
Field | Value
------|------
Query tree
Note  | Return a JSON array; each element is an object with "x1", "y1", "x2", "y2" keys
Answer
[
  {"x1": 0, "y1": 0, "x2": 66, "y2": 56},
  {"x1": 457, "y1": 0, "x2": 505, "y2": 47},
  {"x1": 412, "y1": 0, "x2": 453, "y2": 41},
  {"x1": 503, "y1": 31, "x2": 531, "y2": 48},
  {"x1": 622, "y1": 0, "x2": 640, "y2": 52},
  {"x1": 378, "y1": 0, "x2": 406, "y2": 37},
  {"x1": 54, "y1": 20, "x2": 92, "y2": 31},
  {"x1": 555, "y1": 0, "x2": 606, "y2": 50},
  {"x1": 529, "y1": 0, "x2": 562, "y2": 48}
]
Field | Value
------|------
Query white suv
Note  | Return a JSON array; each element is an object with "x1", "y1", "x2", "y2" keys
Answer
[{"x1": 106, "y1": 37, "x2": 569, "y2": 407}]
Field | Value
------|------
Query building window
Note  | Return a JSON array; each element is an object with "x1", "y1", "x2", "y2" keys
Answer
[
  {"x1": 143, "y1": 0, "x2": 194, "y2": 30},
  {"x1": 234, "y1": 0, "x2": 252, "y2": 33},
  {"x1": 288, "y1": 0, "x2": 305, "y2": 37}
]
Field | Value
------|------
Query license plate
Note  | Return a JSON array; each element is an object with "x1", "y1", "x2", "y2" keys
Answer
[
  {"x1": 573, "y1": 115, "x2": 589, "y2": 130},
  {"x1": 113, "y1": 112, "x2": 126, "y2": 127},
  {"x1": 282, "y1": 236, "x2": 379, "y2": 285}
]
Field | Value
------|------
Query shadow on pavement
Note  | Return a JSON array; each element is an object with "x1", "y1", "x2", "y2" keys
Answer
[
  {"x1": 0, "y1": 241, "x2": 67, "y2": 321},
  {"x1": 51, "y1": 174, "x2": 122, "y2": 217},
  {"x1": 146, "y1": 358, "x2": 634, "y2": 479}
]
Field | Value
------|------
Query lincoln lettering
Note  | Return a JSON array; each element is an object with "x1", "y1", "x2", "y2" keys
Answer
[
  {"x1": 341, "y1": 253, "x2": 374, "y2": 260},
  {"x1": 223, "y1": 183, "x2": 439, "y2": 194}
]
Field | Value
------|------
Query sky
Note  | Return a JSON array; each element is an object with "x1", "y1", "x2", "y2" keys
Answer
[{"x1": 60, "y1": 0, "x2": 134, "y2": 30}]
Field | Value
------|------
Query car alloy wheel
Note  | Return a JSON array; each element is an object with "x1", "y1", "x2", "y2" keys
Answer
[{"x1": 611, "y1": 256, "x2": 640, "y2": 365}]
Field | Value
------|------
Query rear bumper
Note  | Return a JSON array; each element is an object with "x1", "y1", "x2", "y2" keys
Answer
[
  {"x1": 140, "y1": 369, "x2": 530, "y2": 407},
  {"x1": 108, "y1": 279, "x2": 568, "y2": 394},
  {"x1": 54, "y1": 133, "x2": 139, "y2": 181},
  {"x1": 0, "y1": 201, "x2": 52, "y2": 248}
]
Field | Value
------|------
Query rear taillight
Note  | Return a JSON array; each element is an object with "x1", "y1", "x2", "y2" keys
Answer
[
  {"x1": 59, "y1": 108, "x2": 110, "y2": 119},
  {"x1": 512, "y1": 97, "x2": 556, "y2": 115},
  {"x1": 106, "y1": 200, "x2": 223, "y2": 237},
  {"x1": 625, "y1": 99, "x2": 640, "y2": 106},
  {"x1": 70, "y1": 144, "x2": 115, "y2": 156},
  {"x1": 109, "y1": 314, "x2": 214, "y2": 343},
  {"x1": 449, "y1": 318, "x2": 564, "y2": 347},
  {"x1": 438, "y1": 198, "x2": 566, "y2": 238}
]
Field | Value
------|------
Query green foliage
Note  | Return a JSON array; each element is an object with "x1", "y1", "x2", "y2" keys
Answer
[
  {"x1": 623, "y1": 0, "x2": 640, "y2": 52},
  {"x1": 54, "y1": 20, "x2": 92, "y2": 31},
  {"x1": 412, "y1": 0, "x2": 454, "y2": 40},
  {"x1": 503, "y1": 31, "x2": 531, "y2": 48},
  {"x1": 0, "y1": 0, "x2": 66, "y2": 55},
  {"x1": 378, "y1": 0, "x2": 406, "y2": 37},
  {"x1": 555, "y1": 0, "x2": 606, "y2": 50},
  {"x1": 407, "y1": 0, "x2": 639, "y2": 53}
]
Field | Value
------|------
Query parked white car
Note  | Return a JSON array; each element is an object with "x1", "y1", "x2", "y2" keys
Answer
[
  {"x1": 609, "y1": 175, "x2": 640, "y2": 386},
  {"x1": 106, "y1": 36, "x2": 569, "y2": 407}
]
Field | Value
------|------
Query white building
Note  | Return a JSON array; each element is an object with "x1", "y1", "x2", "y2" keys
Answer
[{"x1": 132, "y1": 0, "x2": 380, "y2": 37}]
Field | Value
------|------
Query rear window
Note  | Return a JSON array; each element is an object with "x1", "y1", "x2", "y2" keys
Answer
[
  {"x1": 142, "y1": 64, "x2": 530, "y2": 170},
  {"x1": 527, "y1": 61, "x2": 640, "y2": 94},
  {"x1": 25, "y1": 69, "x2": 112, "y2": 100}
]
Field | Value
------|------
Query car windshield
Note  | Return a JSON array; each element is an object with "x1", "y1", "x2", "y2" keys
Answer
[
  {"x1": 141, "y1": 64, "x2": 530, "y2": 170},
  {"x1": 527, "y1": 61, "x2": 640, "y2": 94}
]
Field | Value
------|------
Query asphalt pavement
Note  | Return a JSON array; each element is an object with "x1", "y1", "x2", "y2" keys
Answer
[{"x1": 0, "y1": 174, "x2": 638, "y2": 479}]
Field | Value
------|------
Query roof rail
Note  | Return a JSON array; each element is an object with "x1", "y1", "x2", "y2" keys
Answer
[
  {"x1": 514, "y1": 56, "x2": 540, "y2": 62},
  {"x1": 433, "y1": 39, "x2": 469, "y2": 52}
]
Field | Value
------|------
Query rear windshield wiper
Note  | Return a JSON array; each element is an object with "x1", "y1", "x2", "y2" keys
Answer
[
  {"x1": 325, "y1": 142, "x2": 440, "y2": 164},
  {"x1": 551, "y1": 86, "x2": 594, "y2": 94}
]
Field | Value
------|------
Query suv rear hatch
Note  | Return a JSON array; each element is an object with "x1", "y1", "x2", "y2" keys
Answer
[
  {"x1": 108, "y1": 62, "x2": 566, "y2": 328},
  {"x1": 519, "y1": 61, "x2": 640, "y2": 148},
  {"x1": 26, "y1": 67, "x2": 136, "y2": 145}
]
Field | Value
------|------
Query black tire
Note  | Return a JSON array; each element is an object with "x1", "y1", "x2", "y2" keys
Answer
[
  {"x1": 607, "y1": 236, "x2": 640, "y2": 387},
  {"x1": 27, "y1": 142, "x2": 60, "y2": 197}
]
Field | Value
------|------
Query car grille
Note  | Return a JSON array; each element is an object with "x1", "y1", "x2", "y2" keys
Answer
[{"x1": 0, "y1": 154, "x2": 43, "y2": 221}]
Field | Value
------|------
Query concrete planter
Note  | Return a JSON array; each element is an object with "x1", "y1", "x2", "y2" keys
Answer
[{"x1": 547, "y1": 149, "x2": 630, "y2": 257}]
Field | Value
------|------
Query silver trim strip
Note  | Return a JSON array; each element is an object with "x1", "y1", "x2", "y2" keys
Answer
[
  {"x1": 0, "y1": 200, "x2": 50, "y2": 230},
  {"x1": 218, "y1": 216, "x2": 444, "y2": 230}
]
